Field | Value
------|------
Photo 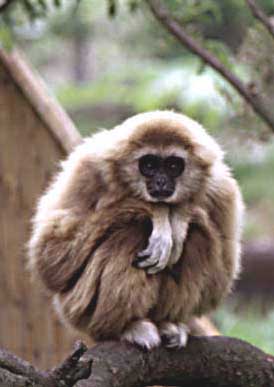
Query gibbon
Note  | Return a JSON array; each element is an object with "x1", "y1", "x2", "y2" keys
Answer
[{"x1": 28, "y1": 110, "x2": 244, "y2": 349}]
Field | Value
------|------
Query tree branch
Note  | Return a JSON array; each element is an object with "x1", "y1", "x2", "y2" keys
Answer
[
  {"x1": 146, "y1": 0, "x2": 274, "y2": 133},
  {"x1": 0, "y1": 0, "x2": 17, "y2": 13},
  {"x1": 246, "y1": 0, "x2": 274, "y2": 39},
  {"x1": 0, "y1": 341, "x2": 92, "y2": 387},
  {"x1": 78, "y1": 337, "x2": 274, "y2": 387},
  {"x1": 1, "y1": 337, "x2": 274, "y2": 386}
]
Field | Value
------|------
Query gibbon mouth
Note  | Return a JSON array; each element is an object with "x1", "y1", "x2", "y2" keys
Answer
[{"x1": 149, "y1": 189, "x2": 173, "y2": 199}]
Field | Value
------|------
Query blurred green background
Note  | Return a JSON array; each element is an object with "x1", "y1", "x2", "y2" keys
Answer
[{"x1": 1, "y1": 0, "x2": 274, "y2": 354}]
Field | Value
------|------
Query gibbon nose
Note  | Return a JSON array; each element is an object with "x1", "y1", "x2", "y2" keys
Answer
[
  {"x1": 155, "y1": 175, "x2": 168, "y2": 189},
  {"x1": 149, "y1": 174, "x2": 174, "y2": 198}
]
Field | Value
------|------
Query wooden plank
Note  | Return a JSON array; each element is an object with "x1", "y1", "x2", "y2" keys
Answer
[
  {"x1": 0, "y1": 55, "x2": 87, "y2": 368},
  {"x1": 0, "y1": 48, "x2": 81, "y2": 153}
]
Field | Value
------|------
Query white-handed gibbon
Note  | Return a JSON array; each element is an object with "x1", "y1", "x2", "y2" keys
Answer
[{"x1": 28, "y1": 110, "x2": 244, "y2": 349}]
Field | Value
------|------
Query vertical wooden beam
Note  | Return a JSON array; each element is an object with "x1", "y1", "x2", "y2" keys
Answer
[{"x1": 0, "y1": 48, "x2": 88, "y2": 368}]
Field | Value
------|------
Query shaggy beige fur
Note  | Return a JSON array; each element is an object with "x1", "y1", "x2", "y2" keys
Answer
[{"x1": 28, "y1": 111, "x2": 244, "y2": 348}]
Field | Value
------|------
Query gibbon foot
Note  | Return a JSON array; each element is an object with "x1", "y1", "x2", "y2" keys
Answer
[
  {"x1": 121, "y1": 320, "x2": 161, "y2": 350},
  {"x1": 159, "y1": 322, "x2": 189, "y2": 348},
  {"x1": 135, "y1": 234, "x2": 172, "y2": 274}
]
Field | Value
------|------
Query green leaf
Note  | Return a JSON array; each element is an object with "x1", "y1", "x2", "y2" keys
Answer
[
  {"x1": 128, "y1": 0, "x2": 139, "y2": 13},
  {"x1": 196, "y1": 59, "x2": 206, "y2": 74},
  {"x1": 38, "y1": 0, "x2": 48, "y2": 12},
  {"x1": 53, "y1": 0, "x2": 62, "y2": 7},
  {"x1": 22, "y1": 0, "x2": 37, "y2": 20},
  {"x1": 108, "y1": 0, "x2": 117, "y2": 17},
  {"x1": 0, "y1": 22, "x2": 13, "y2": 50},
  {"x1": 205, "y1": 39, "x2": 234, "y2": 70}
]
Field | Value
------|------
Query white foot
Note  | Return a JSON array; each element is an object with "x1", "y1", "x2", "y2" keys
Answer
[
  {"x1": 159, "y1": 322, "x2": 189, "y2": 348},
  {"x1": 122, "y1": 320, "x2": 161, "y2": 350}
]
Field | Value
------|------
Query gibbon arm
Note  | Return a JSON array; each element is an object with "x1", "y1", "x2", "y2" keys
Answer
[
  {"x1": 28, "y1": 156, "x2": 107, "y2": 293},
  {"x1": 188, "y1": 175, "x2": 243, "y2": 316},
  {"x1": 136, "y1": 205, "x2": 173, "y2": 274}
]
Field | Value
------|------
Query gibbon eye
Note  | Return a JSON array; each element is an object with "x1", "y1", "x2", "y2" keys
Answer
[
  {"x1": 139, "y1": 154, "x2": 160, "y2": 177},
  {"x1": 164, "y1": 156, "x2": 185, "y2": 178}
]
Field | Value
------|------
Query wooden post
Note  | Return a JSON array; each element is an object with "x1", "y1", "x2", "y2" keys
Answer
[{"x1": 0, "y1": 48, "x2": 86, "y2": 368}]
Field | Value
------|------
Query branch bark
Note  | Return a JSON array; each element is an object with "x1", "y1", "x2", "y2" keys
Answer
[
  {"x1": 1, "y1": 337, "x2": 274, "y2": 386},
  {"x1": 0, "y1": 48, "x2": 82, "y2": 153},
  {"x1": 246, "y1": 0, "x2": 274, "y2": 39},
  {"x1": 146, "y1": 0, "x2": 274, "y2": 133},
  {"x1": 0, "y1": 341, "x2": 91, "y2": 387},
  {"x1": 78, "y1": 337, "x2": 274, "y2": 387},
  {"x1": 0, "y1": 0, "x2": 16, "y2": 13}
]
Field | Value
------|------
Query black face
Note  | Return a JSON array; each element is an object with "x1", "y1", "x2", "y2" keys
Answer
[{"x1": 138, "y1": 154, "x2": 185, "y2": 199}]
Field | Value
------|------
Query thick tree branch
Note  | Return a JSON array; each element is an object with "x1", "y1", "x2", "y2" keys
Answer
[
  {"x1": 0, "y1": 341, "x2": 91, "y2": 387},
  {"x1": 146, "y1": 0, "x2": 274, "y2": 133},
  {"x1": 1, "y1": 337, "x2": 274, "y2": 386},
  {"x1": 246, "y1": 0, "x2": 274, "y2": 39},
  {"x1": 78, "y1": 337, "x2": 274, "y2": 387}
]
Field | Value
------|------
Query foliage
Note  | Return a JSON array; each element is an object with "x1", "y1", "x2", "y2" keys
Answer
[
  {"x1": 215, "y1": 304, "x2": 274, "y2": 355},
  {"x1": 228, "y1": 141, "x2": 274, "y2": 239},
  {"x1": 1, "y1": 0, "x2": 274, "y2": 54},
  {"x1": 230, "y1": 142, "x2": 274, "y2": 204},
  {"x1": 0, "y1": 18, "x2": 13, "y2": 48},
  {"x1": 236, "y1": 24, "x2": 274, "y2": 135},
  {"x1": 57, "y1": 59, "x2": 227, "y2": 131},
  {"x1": 0, "y1": 0, "x2": 69, "y2": 48}
]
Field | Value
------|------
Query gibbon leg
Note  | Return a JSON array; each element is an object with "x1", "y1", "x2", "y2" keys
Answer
[
  {"x1": 121, "y1": 319, "x2": 161, "y2": 350},
  {"x1": 159, "y1": 322, "x2": 189, "y2": 348}
]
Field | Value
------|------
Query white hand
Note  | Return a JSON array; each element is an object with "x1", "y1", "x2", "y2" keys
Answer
[{"x1": 137, "y1": 231, "x2": 173, "y2": 274}]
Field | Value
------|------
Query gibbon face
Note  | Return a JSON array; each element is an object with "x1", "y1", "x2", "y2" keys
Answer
[
  {"x1": 113, "y1": 112, "x2": 221, "y2": 204},
  {"x1": 132, "y1": 145, "x2": 208, "y2": 204},
  {"x1": 138, "y1": 153, "x2": 185, "y2": 199},
  {"x1": 138, "y1": 151, "x2": 186, "y2": 201}
]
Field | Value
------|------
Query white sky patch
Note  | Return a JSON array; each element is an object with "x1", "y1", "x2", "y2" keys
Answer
[{"x1": 152, "y1": 66, "x2": 228, "y2": 111}]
